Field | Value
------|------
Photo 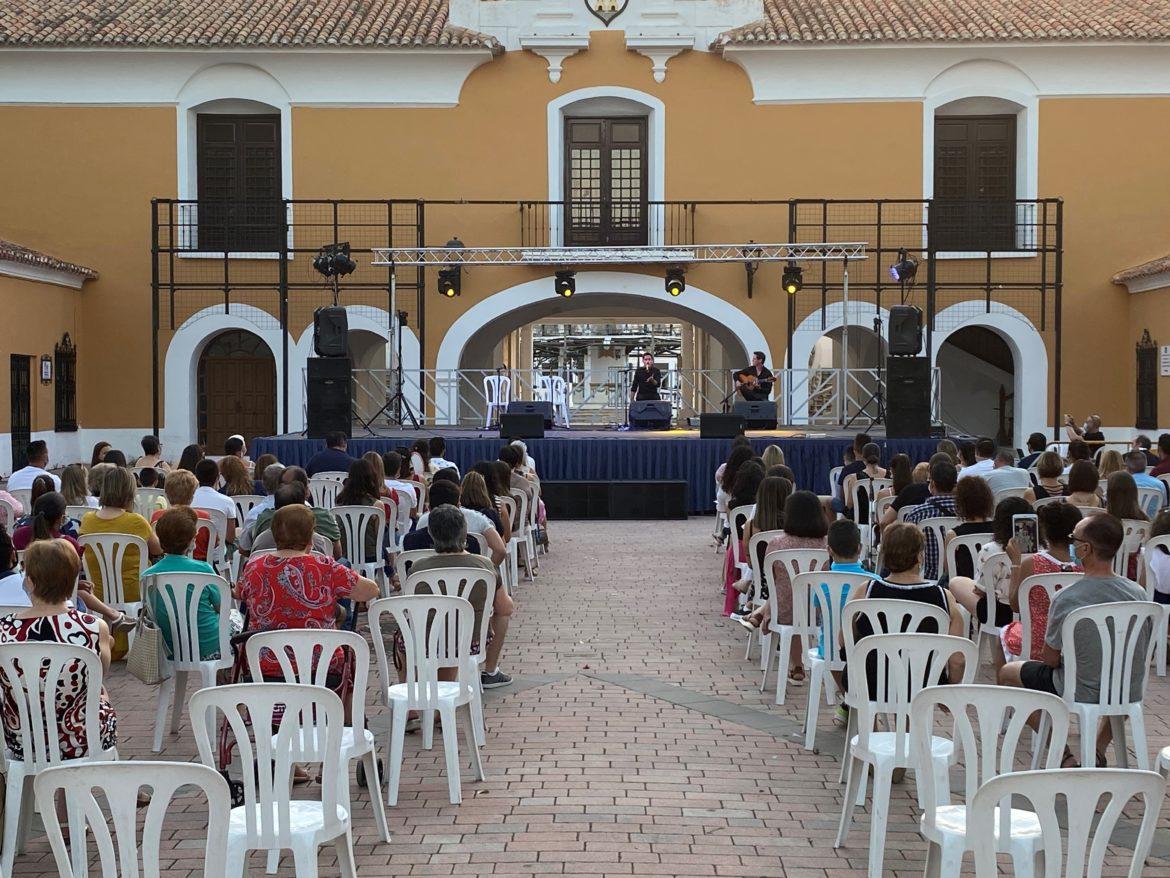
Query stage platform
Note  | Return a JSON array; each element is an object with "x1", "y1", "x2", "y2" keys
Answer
[{"x1": 252, "y1": 427, "x2": 938, "y2": 515}]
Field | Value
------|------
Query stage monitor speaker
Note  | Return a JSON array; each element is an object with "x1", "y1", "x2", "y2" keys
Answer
[
  {"x1": 732, "y1": 400, "x2": 778, "y2": 430},
  {"x1": 700, "y1": 413, "x2": 745, "y2": 439},
  {"x1": 629, "y1": 400, "x2": 672, "y2": 430},
  {"x1": 885, "y1": 356, "x2": 931, "y2": 438},
  {"x1": 888, "y1": 305, "x2": 923, "y2": 356},
  {"x1": 313, "y1": 307, "x2": 349, "y2": 357},
  {"x1": 507, "y1": 400, "x2": 554, "y2": 428},
  {"x1": 500, "y1": 413, "x2": 545, "y2": 439},
  {"x1": 306, "y1": 357, "x2": 352, "y2": 439}
]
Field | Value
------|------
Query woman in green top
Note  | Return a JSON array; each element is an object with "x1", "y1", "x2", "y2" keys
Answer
[{"x1": 145, "y1": 506, "x2": 224, "y2": 660}]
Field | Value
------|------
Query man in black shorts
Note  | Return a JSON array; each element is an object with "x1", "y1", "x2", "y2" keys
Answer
[{"x1": 998, "y1": 514, "x2": 1147, "y2": 763}]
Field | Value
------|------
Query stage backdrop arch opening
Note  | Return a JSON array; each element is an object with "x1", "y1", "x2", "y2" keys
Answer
[
  {"x1": 197, "y1": 328, "x2": 276, "y2": 449},
  {"x1": 434, "y1": 271, "x2": 771, "y2": 425}
]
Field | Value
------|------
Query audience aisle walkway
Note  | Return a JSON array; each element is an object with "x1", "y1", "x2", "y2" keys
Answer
[{"x1": 11, "y1": 518, "x2": 1170, "y2": 876}]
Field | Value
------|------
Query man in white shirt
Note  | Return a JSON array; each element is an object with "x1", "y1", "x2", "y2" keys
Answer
[
  {"x1": 7, "y1": 440, "x2": 61, "y2": 492},
  {"x1": 243, "y1": 463, "x2": 285, "y2": 528},
  {"x1": 192, "y1": 458, "x2": 237, "y2": 544},
  {"x1": 957, "y1": 437, "x2": 996, "y2": 481},
  {"x1": 428, "y1": 437, "x2": 459, "y2": 477},
  {"x1": 414, "y1": 480, "x2": 506, "y2": 565},
  {"x1": 982, "y1": 447, "x2": 1031, "y2": 495}
]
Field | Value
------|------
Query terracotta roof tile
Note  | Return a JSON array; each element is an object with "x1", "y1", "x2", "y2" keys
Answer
[
  {"x1": 0, "y1": 0, "x2": 500, "y2": 50},
  {"x1": 716, "y1": 0, "x2": 1170, "y2": 46},
  {"x1": 0, "y1": 239, "x2": 98, "y2": 281},
  {"x1": 1113, "y1": 253, "x2": 1170, "y2": 285}
]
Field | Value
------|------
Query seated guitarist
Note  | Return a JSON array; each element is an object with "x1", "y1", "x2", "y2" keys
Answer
[{"x1": 736, "y1": 352, "x2": 775, "y2": 402}]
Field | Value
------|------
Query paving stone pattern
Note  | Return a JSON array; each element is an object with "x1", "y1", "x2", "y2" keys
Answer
[{"x1": 10, "y1": 517, "x2": 1170, "y2": 876}]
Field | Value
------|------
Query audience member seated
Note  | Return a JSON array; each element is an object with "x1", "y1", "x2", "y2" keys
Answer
[
  {"x1": 1097, "y1": 449, "x2": 1124, "y2": 480},
  {"x1": 0, "y1": 539, "x2": 117, "y2": 762},
  {"x1": 903, "y1": 460, "x2": 959, "y2": 580},
  {"x1": 411, "y1": 480, "x2": 506, "y2": 564},
  {"x1": 1019, "y1": 432, "x2": 1049, "y2": 470},
  {"x1": 219, "y1": 456, "x2": 253, "y2": 498},
  {"x1": 134, "y1": 434, "x2": 171, "y2": 472},
  {"x1": 944, "y1": 474, "x2": 995, "y2": 579},
  {"x1": 103, "y1": 450, "x2": 128, "y2": 468},
  {"x1": 410, "y1": 438, "x2": 431, "y2": 476},
  {"x1": 152, "y1": 469, "x2": 213, "y2": 563},
  {"x1": 223, "y1": 435, "x2": 247, "y2": 462},
  {"x1": 305, "y1": 431, "x2": 355, "y2": 477},
  {"x1": 957, "y1": 441, "x2": 977, "y2": 471},
  {"x1": 958, "y1": 437, "x2": 996, "y2": 480},
  {"x1": 60, "y1": 463, "x2": 96, "y2": 510},
  {"x1": 472, "y1": 461, "x2": 514, "y2": 535},
  {"x1": 1024, "y1": 451, "x2": 1066, "y2": 503},
  {"x1": 78, "y1": 466, "x2": 162, "y2": 658},
  {"x1": 1133, "y1": 434, "x2": 1158, "y2": 467},
  {"x1": 192, "y1": 459, "x2": 238, "y2": 544},
  {"x1": 715, "y1": 436, "x2": 752, "y2": 493},
  {"x1": 1153, "y1": 434, "x2": 1170, "y2": 478},
  {"x1": 14, "y1": 475, "x2": 65, "y2": 532},
  {"x1": 177, "y1": 444, "x2": 203, "y2": 473},
  {"x1": 410, "y1": 504, "x2": 514, "y2": 689},
  {"x1": 1144, "y1": 511, "x2": 1170, "y2": 605},
  {"x1": 1065, "y1": 459, "x2": 1103, "y2": 508},
  {"x1": 765, "y1": 464, "x2": 796, "y2": 484},
  {"x1": 247, "y1": 466, "x2": 341, "y2": 556},
  {"x1": 761, "y1": 445, "x2": 785, "y2": 470},
  {"x1": 876, "y1": 453, "x2": 911, "y2": 504},
  {"x1": 0, "y1": 526, "x2": 24, "y2": 606},
  {"x1": 829, "y1": 434, "x2": 869, "y2": 515},
  {"x1": 7, "y1": 440, "x2": 61, "y2": 492},
  {"x1": 998, "y1": 513, "x2": 1147, "y2": 766},
  {"x1": 837, "y1": 523, "x2": 967, "y2": 698},
  {"x1": 461, "y1": 471, "x2": 511, "y2": 544},
  {"x1": 841, "y1": 443, "x2": 887, "y2": 523},
  {"x1": 947, "y1": 496, "x2": 1033, "y2": 669},
  {"x1": 87, "y1": 462, "x2": 115, "y2": 506},
  {"x1": 498, "y1": 445, "x2": 537, "y2": 505},
  {"x1": 403, "y1": 480, "x2": 483, "y2": 556},
  {"x1": 244, "y1": 484, "x2": 335, "y2": 556},
  {"x1": 335, "y1": 458, "x2": 394, "y2": 561},
  {"x1": 1001, "y1": 502, "x2": 1083, "y2": 660},
  {"x1": 138, "y1": 468, "x2": 162, "y2": 491},
  {"x1": 146, "y1": 506, "x2": 235, "y2": 661},
  {"x1": 728, "y1": 476, "x2": 793, "y2": 619},
  {"x1": 935, "y1": 438, "x2": 960, "y2": 466},
  {"x1": 243, "y1": 463, "x2": 284, "y2": 528},
  {"x1": 1125, "y1": 451, "x2": 1166, "y2": 515},
  {"x1": 1065, "y1": 438, "x2": 1093, "y2": 474},
  {"x1": 716, "y1": 445, "x2": 754, "y2": 517},
  {"x1": 511, "y1": 440, "x2": 538, "y2": 476},
  {"x1": 983, "y1": 447, "x2": 1031, "y2": 494},
  {"x1": 90, "y1": 441, "x2": 111, "y2": 467},
  {"x1": 1105, "y1": 471, "x2": 1148, "y2": 578},
  {"x1": 429, "y1": 437, "x2": 459, "y2": 477},
  {"x1": 878, "y1": 459, "x2": 936, "y2": 528},
  {"x1": 251, "y1": 453, "x2": 279, "y2": 494},
  {"x1": 742, "y1": 491, "x2": 829, "y2": 683}
]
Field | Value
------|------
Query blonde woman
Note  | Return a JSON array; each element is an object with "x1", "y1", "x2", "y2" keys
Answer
[
  {"x1": 218, "y1": 455, "x2": 253, "y2": 497},
  {"x1": 761, "y1": 445, "x2": 785, "y2": 470},
  {"x1": 60, "y1": 463, "x2": 97, "y2": 509},
  {"x1": 1097, "y1": 449, "x2": 1124, "y2": 479},
  {"x1": 86, "y1": 462, "x2": 115, "y2": 506}
]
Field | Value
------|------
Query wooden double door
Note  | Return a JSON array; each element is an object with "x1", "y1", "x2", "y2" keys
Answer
[{"x1": 198, "y1": 330, "x2": 276, "y2": 448}]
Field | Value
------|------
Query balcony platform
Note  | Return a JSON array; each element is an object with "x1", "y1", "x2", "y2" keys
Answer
[{"x1": 251, "y1": 425, "x2": 939, "y2": 514}]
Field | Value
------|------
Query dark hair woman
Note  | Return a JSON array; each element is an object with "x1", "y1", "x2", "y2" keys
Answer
[
  {"x1": 1064, "y1": 460, "x2": 1102, "y2": 508},
  {"x1": 90, "y1": 441, "x2": 111, "y2": 467},
  {"x1": 410, "y1": 438, "x2": 431, "y2": 477},
  {"x1": 177, "y1": 444, "x2": 204, "y2": 473}
]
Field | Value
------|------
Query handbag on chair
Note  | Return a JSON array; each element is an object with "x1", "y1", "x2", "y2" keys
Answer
[{"x1": 126, "y1": 606, "x2": 169, "y2": 685}]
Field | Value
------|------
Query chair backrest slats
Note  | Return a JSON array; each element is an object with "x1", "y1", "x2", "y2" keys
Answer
[
  {"x1": 1061, "y1": 601, "x2": 1159, "y2": 708},
  {"x1": 78, "y1": 532, "x2": 149, "y2": 606},
  {"x1": 141, "y1": 572, "x2": 232, "y2": 668},
  {"x1": 368, "y1": 595, "x2": 473, "y2": 710}
]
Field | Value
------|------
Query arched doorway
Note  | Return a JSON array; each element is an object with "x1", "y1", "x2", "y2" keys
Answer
[
  {"x1": 808, "y1": 325, "x2": 887, "y2": 423},
  {"x1": 937, "y1": 326, "x2": 1016, "y2": 445},
  {"x1": 197, "y1": 330, "x2": 276, "y2": 448}
]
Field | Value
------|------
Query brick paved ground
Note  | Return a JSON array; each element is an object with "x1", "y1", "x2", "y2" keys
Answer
[{"x1": 9, "y1": 517, "x2": 1170, "y2": 876}]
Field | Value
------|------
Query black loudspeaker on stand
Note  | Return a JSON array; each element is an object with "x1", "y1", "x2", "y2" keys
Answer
[
  {"x1": 507, "y1": 400, "x2": 554, "y2": 428},
  {"x1": 888, "y1": 305, "x2": 923, "y2": 356},
  {"x1": 313, "y1": 307, "x2": 349, "y2": 357},
  {"x1": 307, "y1": 357, "x2": 352, "y2": 438},
  {"x1": 885, "y1": 357, "x2": 931, "y2": 438}
]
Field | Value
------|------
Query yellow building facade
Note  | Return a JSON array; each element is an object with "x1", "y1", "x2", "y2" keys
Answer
[{"x1": 1, "y1": 0, "x2": 1169, "y2": 467}]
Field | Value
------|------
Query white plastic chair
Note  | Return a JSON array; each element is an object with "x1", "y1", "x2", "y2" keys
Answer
[
  {"x1": 396, "y1": 548, "x2": 437, "y2": 582},
  {"x1": 1140, "y1": 534, "x2": 1170, "y2": 676},
  {"x1": 795, "y1": 570, "x2": 873, "y2": 751},
  {"x1": 404, "y1": 566, "x2": 495, "y2": 746},
  {"x1": 742, "y1": 528, "x2": 783, "y2": 667},
  {"x1": 190, "y1": 682, "x2": 358, "y2": 878},
  {"x1": 1158, "y1": 472, "x2": 1170, "y2": 503},
  {"x1": 510, "y1": 489, "x2": 538, "y2": 581},
  {"x1": 540, "y1": 375, "x2": 572, "y2": 427},
  {"x1": 64, "y1": 504, "x2": 92, "y2": 525},
  {"x1": 834, "y1": 632, "x2": 978, "y2": 878},
  {"x1": 134, "y1": 487, "x2": 169, "y2": 519},
  {"x1": 333, "y1": 504, "x2": 388, "y2": 594},
  {"x1": 0, "y1": 495, "x2": 18, "y2": 529},
  {"x1": 915, "y1": 516, "x2": 960, "y2": 578},
  {"x1": 314, "y1": 470, "x2": 349, "y2": 484},
  {"x1": 969, "y1": 769, "x2": 1165, "y2": 878},
  {"x1": 483, "y1": 374, "x2": 511, "y2": 428},
  {"x1": 760, "y1": 547, "x2": 830, "y2": 704},
  {"x1": 308, "y1": 477, "x2": 343, "y2": 510},
  {"x1": 972, "y1": 552, "x2": 1013, "y2": 660},
  {"x1": 1041, "y1": 601, "x2": 1160, "y2": 771},
  {"x1": 1013, "y1": 572, "x2": 1079, "y2": 664},
  {"x1": 828, "y1": 466, "x2": 844, "y2": 504},
  {"x1": 7, "y1": 489, "x2": 31, "y2": 515},
  {"x1": 496, "y1": 495, "x2": 519, "y2": 592},
  {"x1": 1113, "y1": 518, "x2": 1149, "y2": 577},
  {"x1": 368, "y1": 595, "x2": 485, "y2": 806},
  {"x1": 191, "y1": 505, "x2": 229, "y2": 574},
  {"x1": 849, "y1": 477, "x2": 891, "y2": 527},
  {"x1": 992, "y1": 486, "x2": 1029, "y2": 504},
  {"x1": 944, "y1": 532, "x2": 991, "y2": 584},
  {"x1": 726, "y1": 504, "x2": 754, "y2": 626},
  {"x1": 911, "y1": 684, "x2": 1070, "y2": 878},
  {"x1": 0, "y1": 642, "x2": 119, "y2": 876},
  {"x1": 34, "y1": 760, "x2": 230, "y2": 878},
  {"x1": 1031, "y1": 495, "x2": 1068, "y2": 509},
  {"x1": 389, "y1": 489, "x2": 415, "y2": 551},
  {"x1": 244, "y1": 630, "x2": 391, "y2": 848},
  {"x1": 78, "y1": 532, "x2": 148, "y2": 626},
  {"x1": 1136, "y1": 486, "x2": 1163, "y2": 519},
  {"x1": 142, "y1": 571, "x2": 234, "y2": 752},
  {"x1": 232, "y1": 493, "x2": 267, "y2": 525}
]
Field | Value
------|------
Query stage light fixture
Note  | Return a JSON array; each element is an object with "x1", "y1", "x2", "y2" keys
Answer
[
  {"x1": 312, "y1": 242, "x2": 356, "y2": 278},
  {"x1": 782, "y1": 261, "x2": 803, "y2": 295},
  {"x1": 555, "y1": 270, "x2": 576, "y2": 298},
  {"x1": 665, "y1": 268, "x2": 686, "y2": 297},
  {"x1": 888, "y1": 248, "x2": 918, "y2": 283},
  {"x1": 437, "y1": 267, "x2": 462, "y2": 298}
]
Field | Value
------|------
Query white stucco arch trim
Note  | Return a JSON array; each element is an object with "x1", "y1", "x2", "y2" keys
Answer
[
  {"x1": 434, "y1": 271, "x2": 770, "y2": 424},
  {"x1": 162, "y1": 304, "x2": 284, "y2": 452},
  {"x1": 176, "y1": 63, "x2": 294, "y2": 206},
  {"x1": 931, "y1": 302, "x2": 1049, "y2": 446},
  {"x1": 547, "y1": 87, "x2": 666, "y2": 246},
  {"x1": 790, "y1": 302, "x2": 895, "y2": 377},
  {"x1": 922, "y1": 60, "x2": 1039, "y2": 208}
]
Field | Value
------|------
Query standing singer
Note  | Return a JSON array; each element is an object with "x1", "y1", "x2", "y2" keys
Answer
[
  {"x1": 630, "y1": 353, "x2": 662, "y2": 402},
  {"x1": 735, "y1": 351, "x2": 774, "y2": 401}
]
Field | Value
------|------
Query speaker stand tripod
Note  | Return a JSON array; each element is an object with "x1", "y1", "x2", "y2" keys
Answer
[
  {"x1": 360, "y1": 308, "x2": 420, "y2": 433},
  {"x1": 844, "y1": 315, "x2": 887, "y2": 430}
]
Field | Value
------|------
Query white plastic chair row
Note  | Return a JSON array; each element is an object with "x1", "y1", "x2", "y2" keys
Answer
[
  {"x1": 308, "y1": 476, "x2": 344, "y2": 509},
  {"x1": 760, "y1": 547, "x2": 830, "y2": 704},
  {"x1": 334, "y1": 504, "x2": 388, "y2": 594},
  {"x1": 483, "y1": 375, "x2": 511, "y2": 428},
  {"x1": 78, "y1": 532, "x2": 147, "y2": 639}
]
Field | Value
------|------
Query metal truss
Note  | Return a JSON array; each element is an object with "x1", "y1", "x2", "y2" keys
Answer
[{"x1": 370, "y1": 242, "x2": 868, "y2": 267}]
